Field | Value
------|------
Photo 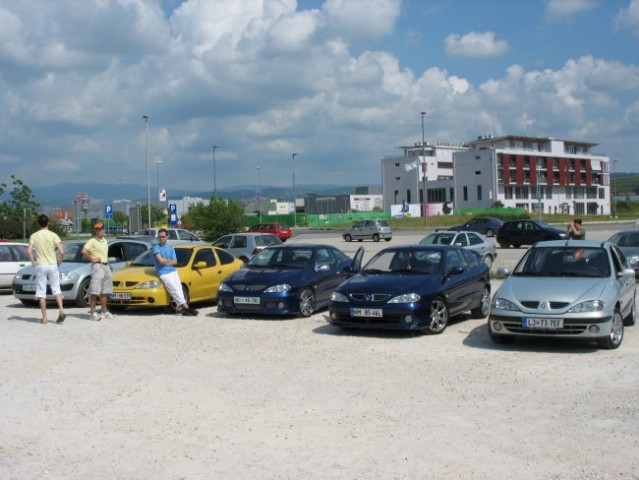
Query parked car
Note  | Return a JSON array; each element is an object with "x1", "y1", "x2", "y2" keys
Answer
[
  {"x1": 12, "y1": 239, "x2": 153, "y2": 307},
  {"x1": 488, "y1": 240, "x2": 636, "y2": 349},
  {"x1": 247, "y1": 222, "x2": 292, "y2": 242},
  {"x1": 217, "y1": 244, "x2": 364, "y2": 317},
  {"x1": 328, "y1": 245, "x2": 491, "y2": 333},
  {"x1": 0, "y1": 242, "x2": 29, "y2": 290},
  {"x1": 607, "y1": 229, "x2": 639, "y2": 278},
  {"x1": 342, "y1": 219, "x2": 392, "y2": 242},
  {"x1": 136, "y1": 228, "x2": 207, "y2": 245},
  {"x1": 419, "y1": 231, "x2": 497, "y2": 267},
  {"x1": 496, "y1": 219, "x2": 566, "y2": 248},
  {"x1": 440, "y1": 216, "x2": 503, "y2": 237},
  {"x1": 109, "y1": 245, "x2": 243, "y2": 312},
  {"x1": 213, "y1": 233, "x2": 282, "y2": 263}
]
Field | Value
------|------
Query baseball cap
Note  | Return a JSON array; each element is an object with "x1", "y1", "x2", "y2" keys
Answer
[{"x1": 94, "y1": 222, "x2": 103, "y2": 229}]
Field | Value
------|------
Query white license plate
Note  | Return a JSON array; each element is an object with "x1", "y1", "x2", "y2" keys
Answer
[
  {"x1": 23, "y1": 284, "x2": 36, "y2": 292},
  {"x1": 350, "y1": 308, "x2": 383, "y2": 317},
  {"x1": 110, "y1": 292, "x2": 132, "y2": 300},
  {"x1": 523, "y1": 317, "x2": 563, "y2": 329},
  {"x1": 234, "y1": 296, "x2": 260, "y2": 305}
]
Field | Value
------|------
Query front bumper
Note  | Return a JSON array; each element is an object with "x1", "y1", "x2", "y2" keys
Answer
[
  {"x1": 488, "y1": 312, "x2": 614, "y2": 339},
  {"x1": 328, "y1": 302, "x2": 431, "y2": 331}
]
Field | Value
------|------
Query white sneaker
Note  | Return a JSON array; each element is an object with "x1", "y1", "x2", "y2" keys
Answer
[
  {"x1": 90, "y1": 312, "x2": 101, "y2": 321},
  {"x1": 101, "y1": 311, "x2": 115, "y2": 320}
]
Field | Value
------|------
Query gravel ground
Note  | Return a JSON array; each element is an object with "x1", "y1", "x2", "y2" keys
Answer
[{"x1": 1, "y1": 229, "x2": 638, "y2": 480}]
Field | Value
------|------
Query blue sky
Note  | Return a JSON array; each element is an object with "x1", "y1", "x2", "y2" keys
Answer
[{"x1": 1, "y1": 0, "x2": 638, "y2": 199}]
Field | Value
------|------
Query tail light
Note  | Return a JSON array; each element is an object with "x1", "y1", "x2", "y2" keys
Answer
[{"x1": 252, "y1": 247, "x2": 263, "y2": 256}]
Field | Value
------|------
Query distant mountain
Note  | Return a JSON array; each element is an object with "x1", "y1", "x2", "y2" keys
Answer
[{"x1": 30, "y1": 182, "x2": 374, "y2": 208}]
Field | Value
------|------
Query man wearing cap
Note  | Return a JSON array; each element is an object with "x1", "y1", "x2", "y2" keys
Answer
[{"x1": 82, "y1": 222, "x2": 114, "y2": 321}]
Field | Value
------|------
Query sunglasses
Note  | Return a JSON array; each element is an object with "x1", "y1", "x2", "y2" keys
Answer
[
  {"x1": 94, "y1": 227, "x2": 103, "y2": 231},
  {"x1": 158, "y1": 235, "x2": 167, "y2": 238}
]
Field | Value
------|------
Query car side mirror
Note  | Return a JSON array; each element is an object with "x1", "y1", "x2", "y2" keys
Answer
[
  {"x1": 447, "y1": 266, "x2": 464, "y2": 275},
  {"x1": 316, "y1": 263, "x2": 331, "y2": 272},
  {"x1": 193, "y1": 261, "x2": 208, "y2": 270},
  {"x1": 496, "y1": 266, "x2": 510, "y2": 277}
]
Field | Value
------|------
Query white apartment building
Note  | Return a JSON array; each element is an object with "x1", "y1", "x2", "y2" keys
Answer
[
  {"x1": 381, "y1": 142, "x2": 467, "y2": 214},
  {"x1": 453, "y1": 135, "x2": 611, "y2": 216}
]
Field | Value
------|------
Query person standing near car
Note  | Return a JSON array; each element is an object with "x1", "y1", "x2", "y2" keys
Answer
[
  {"x1": 28, "y1": 214, "x2": 67, "y2": 324},
  {"x1": 567, "y1": 218, "x2": 586, "y2": 240},
  {"x1": 153, "y1": 228, "x2": 198, "y2": 316},
  {"x1": 82, "y1": 222, "x2": 115, "y2": 321}
]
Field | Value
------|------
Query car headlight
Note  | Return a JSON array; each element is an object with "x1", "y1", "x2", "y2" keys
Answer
[
  {"x1": 331, "y1": 291, "x2": 349, "y2": 302},
  {"x1": 568, "y1": 300, "x2": 604, "y2": 313},
  {"x1": 134, "y1": 280, "x2": 162, "y2": 289},
  {"x1": 218, "y1": 283, "x2": 232, "y2": 292},
  {"x1": 264, "y1": 284, "x2": 290, "y2": 293},
  {"x1": 626, "y1": 255, "x2": 639, "y2": 268},
  {"x1": 59, "y1": 271, "x2": 79, "y2": 282},
  {"x1": 388, "y1": 293, "x2": 420, "y2": 303},
  {"x1": 491, "y1": 297, "x2": 520, "y2": 311}
]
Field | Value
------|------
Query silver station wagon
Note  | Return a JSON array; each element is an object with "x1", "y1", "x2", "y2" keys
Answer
[{"x1": 489, "y1": 240, "x2": 636, "y2": 349}]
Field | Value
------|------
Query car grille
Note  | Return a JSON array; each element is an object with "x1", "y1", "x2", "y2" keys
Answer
[
  {"x1": 499, "y1": 319, "x2": 588, "y2": 335},
  {"x1": 112, "y1": 280, "x2": 139, "y2": 288},
  {"x1": 232, "y1": 284, "x2": 267, "y2": 292},
  {"x1": 348, "y1": 293, "x2": 391, "y2": 302},
  {"x1": 520, "y1": 301, "x2": 570, "y2": 309}
]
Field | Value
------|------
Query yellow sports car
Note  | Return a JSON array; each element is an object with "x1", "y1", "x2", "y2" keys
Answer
[{"x1": 109, "y1": 245, "x2": 243, "y2": 312}]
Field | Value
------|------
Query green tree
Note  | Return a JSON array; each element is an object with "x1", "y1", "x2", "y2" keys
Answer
[
  {"x1": 182, "y1": 196, "x2": 245, "y2": 241},
  {"x1": 140, "y1": 204, "x2": 167, "y2": 228},
  {"x1": 0, "y1": 175, "x2": 40, "y2": 239}
]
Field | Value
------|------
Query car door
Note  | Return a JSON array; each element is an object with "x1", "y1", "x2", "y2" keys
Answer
[
  {"x1": 0, "y1": 244, "x2": 29, "y2": 288},
  {"x1": 466, "y1": 232, "x2": 488, "y2": 257},
  {"x1": 181, "y1": 247, "x2": 221, "y2": 302},
  {"x1": 311, "y1": 247, "x2": 349, "y2": 304},
  {"x1": 442, "y1": 249, "x2": 471, "y2": 314},
  {"x1": 610, "y1": 245, "x2": 636, "y2": 319}
]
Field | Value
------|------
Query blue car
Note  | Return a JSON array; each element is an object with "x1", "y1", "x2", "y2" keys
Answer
[
  {"x1": 328, "y1": 245, "x2": 491, "y2": 333},
  {"x1": 217, "y1": 244, "x2": 364, "y2": 317}
]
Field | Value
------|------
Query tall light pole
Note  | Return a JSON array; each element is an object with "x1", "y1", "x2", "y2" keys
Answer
[
  {"x1": 292, "y1": 152, "x2": 298, "y2": 226},
  {"x1": 421, "y1": 111, "x2": 427, "y2": 225},
  {"x1": 256, "y1": 165, "x2": 262, "y2": 222},
  {"x1": 143, "y1": 115, "x2": 151, "y2": 228},
  {"x1": 156, "y1": 160, "x2": 163, "y2": 205},
  {"x1": 612, "y1": 158, "x2": 618, "y2": 218},
  {"x1": 212, "y1": 145, "x2": 220, "y2": 197}
]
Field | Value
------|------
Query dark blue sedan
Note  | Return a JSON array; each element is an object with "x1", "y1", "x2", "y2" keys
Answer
[
  {"x1": 217, "y1": 244, "x2": 364, "y2": 317},
  {"x1": 328, "y1": 245, "x2": 491, "y2": 333}
]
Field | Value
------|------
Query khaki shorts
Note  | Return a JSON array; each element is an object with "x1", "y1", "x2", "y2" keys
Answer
[{"x1": 89, "y1": 263, "x2": 113, "y2": 295}]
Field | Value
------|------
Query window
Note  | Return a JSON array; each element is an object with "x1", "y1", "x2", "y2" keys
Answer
[
  {"x1": 463, "y1": 186, "x2": 468, "y2": 201},
  {"x1": 427, "y1": 188, "x2": 446, "y2": 203},
  {"x1": 193, "y1": 248, "x2": 217, "y2": 268},
  {"x1": 231, "y1": 236, "x2": 247, "y2": 248},
  {"x1": 216, "y1": 249, "x2": 237, "y2": 265},
  {"x1": 406, "y1": 189, "x2": 411, "y2": 204},
  {"x1": 467, "y1": 233, "x2": 483, "y2": 246}
]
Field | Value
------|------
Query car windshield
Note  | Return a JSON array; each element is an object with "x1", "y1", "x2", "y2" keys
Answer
[
  {"x1": 609, "y1": 231, "x2": 639, "y2": 247},
  {"x1": 513, "y1": 247, "x2": 610, "y2": 278},
  {"x1": 419, "y1": 233, "x2": 454, "y2": 245},
  {"x1": 363, "y1": 249, "x2": 441, "y2": 274},
  {"x1": 247, "y1": 247, "x2": 312, "y2": 269},
  {"x1": 255, "y1": 235, "x2": 282, "y2": 247},
  {"x1": 63, "y1": 243, "x2": 89, "y2": 263}
]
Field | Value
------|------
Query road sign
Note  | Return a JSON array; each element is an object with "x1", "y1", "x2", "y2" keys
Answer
[
  {"x1": 105, "y1": 204, "x2": 113, "y2": 219},
  {"x1": 169, "y1": 203, "x2": 177, "y2": 226}
]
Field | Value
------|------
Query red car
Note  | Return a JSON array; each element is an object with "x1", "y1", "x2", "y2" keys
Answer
[{"x1": 247, "y1": 222, "x2": 292, "y2": 242}]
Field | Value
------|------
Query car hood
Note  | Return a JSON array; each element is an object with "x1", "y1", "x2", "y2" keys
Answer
[
  {"x1": 496, "y1": 276, "x2": 611, "y2": 305},
  {"x1": 338, "y1": 272, "x2": 442, "y2": 294},
  {"x1": 224, "y1": 266, "x2": 309, "y2": 286},
  {"x1": 112, "y1": 265, "x2": 159, "y2": 282},
  {"x1": 16, "y1": 262, "x2": 89, "y2": 277}
]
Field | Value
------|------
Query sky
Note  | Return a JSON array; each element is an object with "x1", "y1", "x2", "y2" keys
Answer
[{"x1": 1, "y1": 0, "x2": 639, "y2": 198}]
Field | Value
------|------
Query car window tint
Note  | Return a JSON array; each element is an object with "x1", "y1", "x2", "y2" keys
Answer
[
  {"x1": 445, "y1": 250, "x2": 464, "y2": 270},
  {"x1": 461, "y1": 248, "x2": 479, "y2": 268},
  {"x1": 611, "y1": 246, "x2": 626, "y2": 272},
  {"x1": 124, "y1": 242, "x2": 149, "y2": 259},
  {"x1": 0, "y1": 246, "x2": 11, "y2": 261},
  {"x1": 167, "y1": 230, "x2": 178, "y2": 240},
  {"x1": 193, "y1": 248, "x2": 216, "y2": 268},
  {"x1": 232, "y1": 236, "x2": 247, "y2": 248},
  {"x1": 214, "y1": 236, "x2": 231, "y2": 248},
  {"x1": 316, "y1": 248, "x2": 334, "y2": 267},
  {"x1": 467, "y1": 233, "x2": 483, "y2": 245},
  {"x1": 331, "y1": 247, "x2": 349, "y2": 263},
  {"x1": 453, "y1": 234, "x2": 468, "y2": 246},
  {"x1": 65, "y1": 243, "x2": 86, "y2": 262},
  {"x1": 108, "y1": 244, "x2": 125, "y2": 261},
  {"x1": 216, "y1": 249, "x2": 236, "y2": 265},
  {"x1": 175, "y1": 248, "x2": 193, "y2": 267},
  {"x1": 12, "y1": 245, "x2": 29, "y2": 261},
  {"x1": 133, "y1": 250, "x2": 155, "y2": 266},
  {"x1": 256, "y1": 235, "x2": 281, "y2": 247}
]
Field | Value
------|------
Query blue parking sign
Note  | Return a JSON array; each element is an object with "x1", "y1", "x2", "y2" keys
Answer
[
  {"x1": 105, "y1": 204, "x2": 113, "y2": 219},
  {"x1": 169, "y1": 203, "x2": 177, "y2": 226}
]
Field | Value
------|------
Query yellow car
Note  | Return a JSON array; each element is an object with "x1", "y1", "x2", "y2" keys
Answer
[{"x1": 109, "y1": 245, "x2": 243, "y2": 312}]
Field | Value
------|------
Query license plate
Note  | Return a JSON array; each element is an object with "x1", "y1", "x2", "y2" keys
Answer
[
  {"x1": 234, "y1": 296, "x2": 260, "y2": 305},
  {"x1": 523, "y1": 317, "x2": 563, "y2": 329},
  {"x1": 350, "y1": 308, "x2": 383, "y2": 317},
  {"x1": 23, "y1": 284, "x2": 36, "y2": 292},
  {"x1": 110, "y1": 292, "x2": 132, "y2": 300}
]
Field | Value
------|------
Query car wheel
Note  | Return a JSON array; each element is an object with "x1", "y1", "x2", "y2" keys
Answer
[
  {"x1": 624, "y1": 297, "x2": 636, "y2": 326},
  {"x1": 170, "y1": 284, "x2": 189, "y2": 313},
  {"x1": 597, "y1": 309, "x2": 624, "y2": 349},
  {"x1": 357, "y1": 239, "x2": 363, "y2": 242},
  {"x1": 513, "y1": 244, "x2": 521, "y2": 249},
  {"x1": 470, "y1": 287, "x2": 491, "y2": 319},
  {"x1": 372, "y1": 234, "x2": 380, "y2": 242},
  {"x1": 427, "y1": 297, "x2": 449, "y2": 334},
  {"x1": 482, "y1": 255, "x2": 493, "y2": 268},
  {"x1": 485, "y1": 228, "x2": 495, "y2": 237},
  {"x1": 76, "y1": 278, "x2": 91, "y2": 307},
  {"x1": 344, "y1": 234, "x2": 352, "y2": 242},
  {"x1": 499, "y1": 239, "x2": 510, "y2": 248},
  {"x1": 299, "y1": 287, "x2": 316, "y2": 317},
  {"x1": 109, "y1": 305, "x2": 127, "y2": 312},
  {"x1": 385, "y1": 238, "x2": 392, "y2": 241},
  {"x1": 239, "y1": 256, "x2": 249, "y2": 264}
]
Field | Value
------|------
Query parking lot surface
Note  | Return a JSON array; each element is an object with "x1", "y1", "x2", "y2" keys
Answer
[{"x1": 1, "y1": 226, "x2": 638, "y2": 479}]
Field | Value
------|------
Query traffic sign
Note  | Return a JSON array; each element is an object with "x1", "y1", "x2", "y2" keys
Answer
[
  {"x1": 105, "y1": 204, "x2": 113, "y2": 219},
  {"x1": 169, "y1": 203, "x2": 177, "y2": 226}
]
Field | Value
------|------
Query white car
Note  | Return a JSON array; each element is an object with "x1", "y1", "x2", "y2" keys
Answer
[
  {"x1": 0, "y1": 242, "x2": 29, "y2": 289},
  {"x1": 419, "y1": 231, "x2": 497, "y2": 268},
  {"x1": 136, "y1": 228, "x2": 208, "y2": 245}
]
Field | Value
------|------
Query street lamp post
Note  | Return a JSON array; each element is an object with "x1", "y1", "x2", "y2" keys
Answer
[
  {"x1": 292, "y1": 152, "x2": 298, "y2": 226},
  {"x1": 612, "y1": 158, "x2": 618, "y2": 218},
  {"x1": 143, "y1": 115, "x2": 151, "y2": 228},
  {"x1": 256, "y1": 165, "x2": 262, "y2": 222},
  {"x1": 156, "y1": 160, "x2": 163, "y2": 205},
  {"x1": 212, "y1": 145, "x2": 220, "y2": 197},
  {"x1": 421, "y1": 111, "x2": 427, "y2": 225}
]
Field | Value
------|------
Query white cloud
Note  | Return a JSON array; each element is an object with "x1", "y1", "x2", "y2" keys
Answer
[
  {"x1": 322, "y1": 0, "x2": 401, "y2": 41},
  {"x1": 444, "y1": 32, "x2": 509, "y2": 58},
  {"x1": 545, "y1": 0, "x2": 599, "y2": 21},
  {"x1": 616, "y1": 0, "x2": 639, "y2": 36}
]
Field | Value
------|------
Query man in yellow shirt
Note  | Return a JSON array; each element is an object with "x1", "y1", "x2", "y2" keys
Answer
[
  {"x1": 82, "y1": 222, "x2": 114, "y2": 321},
  {"x1": 28, "y1": 214, "x2": 66, "y2": 324}
]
